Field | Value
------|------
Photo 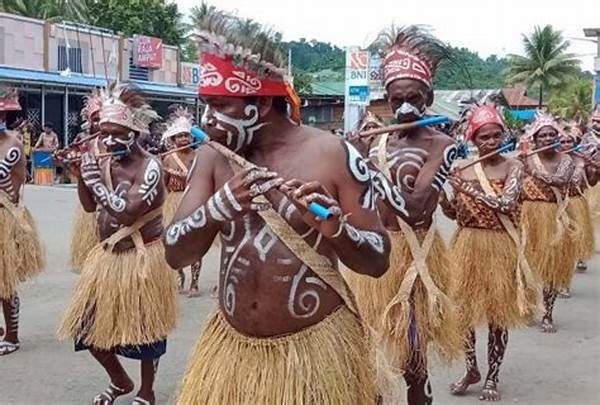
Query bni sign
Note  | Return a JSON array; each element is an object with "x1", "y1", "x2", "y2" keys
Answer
[{"x1": 345, "y1": 49, "x2": 370, "y2": 105}]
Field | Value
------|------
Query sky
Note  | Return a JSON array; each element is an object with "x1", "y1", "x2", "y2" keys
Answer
[{"x1": 177, "y1": 0, "x2": 599, "y2": 72}]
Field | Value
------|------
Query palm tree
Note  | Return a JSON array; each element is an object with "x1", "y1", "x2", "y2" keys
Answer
[
  {"x1": 189, "y1": 1, "x2": 217, "y2": 27},
  {"x1": 548, "y1": 79, "x2": 593, "y2": 122},
  {"x1": 0, "y1": 0, "x2": 90, "y2": 22},
  {"x1": 505, "y1": 25, "x2": 580, "y2": 107}
]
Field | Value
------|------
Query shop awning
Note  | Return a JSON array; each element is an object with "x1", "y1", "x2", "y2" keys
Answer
[
  {"x1": 0, "y1": 66, "x2": 106, "y2": 88},
  {"x1": 0, "y1": 67, "x2": 197, "y2": 99}
]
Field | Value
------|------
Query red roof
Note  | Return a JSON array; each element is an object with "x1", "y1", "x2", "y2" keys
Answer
[{"x1": 501, "y1": 86, "x2": 541, "y2": 108}]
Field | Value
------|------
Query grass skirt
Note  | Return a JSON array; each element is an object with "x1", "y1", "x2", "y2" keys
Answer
[
  {"x1": 70, "y1": 206, "x2": 99, "y2": 272},
  {"x1": 58, "y1": 241, "x2": 177, "y2": 350},
  {"x1": 585, "y1": 185, "x2": 600, "y2": 225},
  {"x1": 522, "y1": 201, "x2": 576, "y2": 289},
  {"x1": 163, "y1": 191, "x2": 183, "y2": 225},
  {"x1": 0, "y1": 206, "x2": 45, "y2": 299},
  {"x1": 344, "y1": 230, "x2": 462, "y2": 374},
  {"x1": 567, "y1": 195, "x2": 595, "y2": 261},
  {"x1": 177, "y1": 306, "x2": 377, "y2": 405},
  {"x1": 450, "y1": 227, "x2": 540, "y2": 330}
]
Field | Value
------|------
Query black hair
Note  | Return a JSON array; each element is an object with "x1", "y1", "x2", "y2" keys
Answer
[{"x1": 44, "y1": 122, "x2": 53, "y2": 129}]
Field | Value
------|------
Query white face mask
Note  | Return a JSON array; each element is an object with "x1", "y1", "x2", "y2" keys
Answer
[
  {"x1": 103, "y1": 131, "x2": 135, "y2": 150},
  {"x1": 395, "y1": 102, "x2": 424, "y2": 120},
  {"x1": 206, "y1": 104, "x2": 268, "y2": 152}
]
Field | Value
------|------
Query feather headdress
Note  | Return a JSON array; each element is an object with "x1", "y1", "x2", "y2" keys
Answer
[
  {"x1": 99, "y1": 82, "x2": 160, "y2": 134},
  {"x1": 162, "y1": 106, "x2": 193, "y2": 141}
]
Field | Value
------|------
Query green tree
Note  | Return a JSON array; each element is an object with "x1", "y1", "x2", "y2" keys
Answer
[
  {"x1": 0, "y1": 0, "x2": 84, "y2": 21},
  {"x1": 548, "y1": 79, "x2": 593, "y2": 122},
  {"x1": 87, "y1": 0, "x2": 185, "y2": 46},
  {"x1": 505, "y1": 25, "x2": 580, "y2": 107}
]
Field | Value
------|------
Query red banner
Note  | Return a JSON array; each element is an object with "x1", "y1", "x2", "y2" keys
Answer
[{"x1": 133, "y1": 35, "x2": 163, "y2": 69}]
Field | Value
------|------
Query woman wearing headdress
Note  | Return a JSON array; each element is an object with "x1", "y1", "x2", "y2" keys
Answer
[
  {"x1": 520, "y1": 112, "x2": 576, "y2": 333},
  {"x1": 441, "y1": 104, "x2": 540, "y2": 401},
  {"x1": 558, "y1": 126, "x2": 597, "y2": 281},
  {"x1": 161, "y1": 106, "x2": 202, "y2": 297},
  {"x1": 58, "y1": 83, "x2": 176, "y2": 405},
  {"x1": 0, "y1": 86, "x2": 45, "y2": 356}
]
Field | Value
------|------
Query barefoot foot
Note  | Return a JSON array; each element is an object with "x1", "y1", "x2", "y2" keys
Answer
[
  {"x1": 450, "y1": 370, "x2": 481, "y2": 395},
  {"x1": 0, "y1": 340, "x2": 20, "y2": 356},
  {"x1": 557, "y1": 288, "x2": 571, "y2": 299},
  {"x1": 479, "y1": 379, "x2": 500, "y2": 401},
  {"x1": 541, "y1": 317, "x2": 557, "y2": 333},
  {"x1": 132, "y1": 391, "x2": 155, "y2": 405},
  {"x1": 93, "y1": 381, "x2": 134, "y2": 405}
]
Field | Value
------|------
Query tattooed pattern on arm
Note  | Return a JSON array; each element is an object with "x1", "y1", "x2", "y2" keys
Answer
[
  {"x1": 462, "y1": 165, "x2": 523, "y2": 214},
  {"x1": 343, "y1": 140, "x2": 408, "y2": 216},
  {"x1": 164, "y1": 185, "x2": 243, "y2": 246},
  {"x1": 0, "y1": 147, "x2": 21, "y2": 196},
  {"x1": 432, "y1": 144, "x2": 458, "y2": 191},
  {"x1": 90, "y1": 182, "x2": 128, "y2": 212},
  {"x1": 533, "y1": 155, "x2": 574, "y2": 187},
  {"x1": 138, "y1": 159, "x2": 161, "y2": 205}
]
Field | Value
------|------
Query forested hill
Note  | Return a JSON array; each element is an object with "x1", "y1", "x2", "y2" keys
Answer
[{"x1": 283, "y1": 39, "x2": 509, "y2": 92}]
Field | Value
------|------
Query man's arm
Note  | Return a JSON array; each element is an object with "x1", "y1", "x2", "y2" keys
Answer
[
  {"x1": 283, "y1": 140, "x2": 391, "y2": 278},
  {"x1": 163, "y1": 147, "x2": 284, "y2": 269},
  {"x1": 163, "y1": 149, "x2": 221, "y2": 268},
  {"x1": 80, "y1": 153, "x2": 164, "y2": 225},
  {"x1": 401, "y1": 138, "x2": 457, "y2": 224}
]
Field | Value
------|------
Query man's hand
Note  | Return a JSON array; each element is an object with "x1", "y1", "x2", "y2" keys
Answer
[
  {"x1": 280, "y1": 179, "x2": 343, "y2": 238},
  {"x1": 221, "y1": 167, "x2": 284, "y2": 217}
]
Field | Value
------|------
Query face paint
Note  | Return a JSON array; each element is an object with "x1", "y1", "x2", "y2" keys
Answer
[
  {"x1": 395, "y1": 102, "x2": 424, "y2": 121},
  {"x1": 212, "y1": 105, "x2": 268, "y2": 152},
  {"x1": 103, "y1": 131, "x2": 135, "y2": 153}
]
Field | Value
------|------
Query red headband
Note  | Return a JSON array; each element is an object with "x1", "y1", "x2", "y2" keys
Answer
[
  {"x1": 464, "y1": 105, "x2": 505, "y2": 141},
  {"x1": 199, "y1": 53, "x2": 288, "y2": 97},
  {"x1": 382, "y1": 49, "x2": 433, "y2": 89}
]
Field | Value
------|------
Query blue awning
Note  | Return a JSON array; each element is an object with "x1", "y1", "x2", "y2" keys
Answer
[
  {"x1": 0, "y1": 67, "x2": 197, "y2": 99},
  {"x1": 129, "y1": 80, "x2": 196, "y2": 98},
  {"x1": 510, "y1": 109, "x2": 536, "y2": 121},
  {"x1": 0, "y1": 66, "x2": 106, "y2": 88}
]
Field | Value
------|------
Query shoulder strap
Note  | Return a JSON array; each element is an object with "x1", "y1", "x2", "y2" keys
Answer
[
  {"x1": 210, "y1": 141, "x2": 359, "y2": 315},
  {"x1": 375, "y1": 134, "x2": 449, "y2": 325},
  {"x1": 101, "y1": 206, "x2": 163, "y2": 252},
  {"x1": 376, "y1": 133, "x2": 391, "y2": 175},
  {"x1": 473, "y1": 163, "x2": 540, "y2": 314},
  {"x1": 171, "y1": 153, "x2": 189, "y2": 174}
]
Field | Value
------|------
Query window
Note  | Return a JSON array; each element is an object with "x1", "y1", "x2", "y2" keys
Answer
[
  {"x1": 58, "y1": 45, "x2": 83, "y2": 73},
  {"x1": 129, "y1": 57, "x2": 149, "y2": 81}
]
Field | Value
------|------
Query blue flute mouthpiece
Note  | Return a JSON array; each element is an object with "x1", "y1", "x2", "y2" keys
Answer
[
  {"x1": 190, "y1": 126, "x2": 209, "y2": 143},
  {"x1": 309, "y1": 202, "x2": 333, "y2": 220},
  {"x1": 416, "y1": 116, "x2": 449, "y2": 128}
]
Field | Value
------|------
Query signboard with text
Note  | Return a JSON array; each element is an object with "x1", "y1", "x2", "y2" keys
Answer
[
  {"x1": 133, "y1": 35, "x2": 163, "y2": 69},
  {"x1": 181, "y1": 62, "x2": 202, "y2": 88},
  {"x1": 345, "y1": 49, "x2": 370, "y2": 105}
]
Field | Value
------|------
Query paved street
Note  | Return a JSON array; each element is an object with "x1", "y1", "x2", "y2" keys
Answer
[{"x1": 1, "y1": 185, "x2": 598, "y2": 404}]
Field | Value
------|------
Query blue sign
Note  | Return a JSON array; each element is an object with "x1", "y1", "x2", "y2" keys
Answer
[{"x1": 348, "y1": 85, "x2": 370, "y2": 103}]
